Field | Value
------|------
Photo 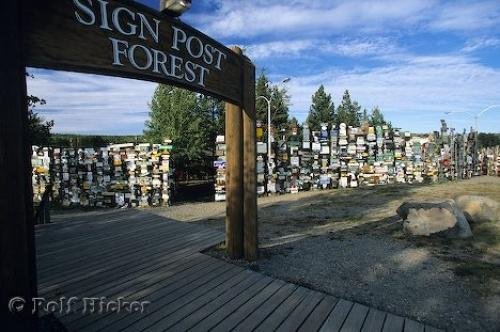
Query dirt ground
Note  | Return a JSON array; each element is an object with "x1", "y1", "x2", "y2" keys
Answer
[{"x1": 147, "y1": 176, "x2": 500, "y2": 332}]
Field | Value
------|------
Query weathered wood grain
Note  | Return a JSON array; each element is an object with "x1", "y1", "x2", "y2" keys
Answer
[
  {"x1": 1, "y1": 1, "x2": 37, "y2": 330},
  {"x1": 23, "y1": 0, "x2": 244, "y2": 105},
  {"x1": 225, "y1": 47, "x2": 244, "y2": 259}
]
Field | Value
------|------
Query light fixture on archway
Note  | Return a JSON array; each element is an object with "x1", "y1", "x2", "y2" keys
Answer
[{"x1": 160, "y1": 0, "x2": 192, "y2": 17}]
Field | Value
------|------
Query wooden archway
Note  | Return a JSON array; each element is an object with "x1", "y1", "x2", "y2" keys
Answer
[{"x1": 0, "y1": 0, "x2": 257, "y2": 329}]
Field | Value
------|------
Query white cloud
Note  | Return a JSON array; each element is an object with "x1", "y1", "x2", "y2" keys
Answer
[
  {"x1": 429, "y1": 1, "x2": 500, "y2": 32},
  {"x1": 285, "y1": 54, "x2": 500, "y2": 131},
  {"x1": 462, "y1": 37, "x2": 500, "y2": 53},
  {"x1": 244, "y1": 37, "x2": 401, "y2": 59},
  {"x1": 188, "y1": 0, "x2": 499, "y2": 40},
  {"x1": 27, "y1": 69, "x2": 156, "y2": 134},
  {"x1": 190, "y1": 0, "x2": 435, "y2": 39}
]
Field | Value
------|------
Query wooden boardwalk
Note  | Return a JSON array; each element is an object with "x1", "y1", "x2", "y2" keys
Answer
[{"x1": 36, "y1": 210, "x2": 441, "y2": 332}]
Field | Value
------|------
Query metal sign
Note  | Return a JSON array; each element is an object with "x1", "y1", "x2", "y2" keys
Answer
[{"x1": 23, "y1": 0, "x2": 244, "y2": 105}]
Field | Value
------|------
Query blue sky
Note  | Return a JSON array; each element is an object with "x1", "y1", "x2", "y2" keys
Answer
[{"x1": 28, "y1": 0, "x2": 500, "y2": 134}]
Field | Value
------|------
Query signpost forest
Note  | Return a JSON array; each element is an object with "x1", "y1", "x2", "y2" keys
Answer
[{"x1": 1, "y1": 0, "x2": 257, "y2": 330}]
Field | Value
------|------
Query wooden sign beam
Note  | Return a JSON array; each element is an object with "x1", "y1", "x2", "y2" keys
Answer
[
  {"x1": 1, "y1": 1, "x2": 38, "y2": 330},
  {"x1": 23, "y1": 0, "x2": 244, "y2": 106}
]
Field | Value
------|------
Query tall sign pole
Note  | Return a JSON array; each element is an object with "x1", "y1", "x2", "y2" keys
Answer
[
  {"x1": 1, "y1": 0, "x2": 38, "y2": 330},
  {"x1": 225, "y1": 48, "x2": 244, "y2": 258},
  {"x1": 225, "y1": 47, "x2": 257, "y2": 260},
  {"x1": 242, "y1": 58, "x2": 257, "y2": 260}
]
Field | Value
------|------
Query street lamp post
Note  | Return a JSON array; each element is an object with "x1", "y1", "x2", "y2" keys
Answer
[
  {"x1": 256, "y1": 95, "x2": 273, "y2": 175},
  {"x1": 256, "y1": 78, "x2": 291, "y2": 194},
  {"x1": 470, "y1": 105, "x2": 500, "y2": 132},
  {"x1": 448, "y1": 105, "x2": 500, "y2": 132}
]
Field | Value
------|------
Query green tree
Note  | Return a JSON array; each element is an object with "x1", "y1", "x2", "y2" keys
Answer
[
  {"x1": 307, "y1": 85, "x2": 335, "y2": 130},
  {"x1": 362, "y1": 108, "x2": 369, "y2": 124},
  {"x1": 144, "y1": 85, "x2": 212, "y2": 166},
  {"x1": 370, "y1": 106, "x2": 385, "y2": 126},
  {"x1": 255, "y1": 71, "x2": 271, "y2": 125},
  {"x1": 478, "y1": 133, "x2": 500, "y2": 148},
  {"x1": 197, "y1": 94, "x2": 224, "y2": 137},
  {"x1": 270, "y1": 85, "x2": 290, "y2": 133},
  {"x1": 255, "y1": 71, "x2": 291, "y2": 140},
  {"x1": 286, "y1": 116, "x2": 301, "y2": 141},
  {"x1": 336, "y1": 90, "x2": 361, "y2": 126},
  {"x1": 27, "y1": 94, "x2": 54, "y2": 146}
]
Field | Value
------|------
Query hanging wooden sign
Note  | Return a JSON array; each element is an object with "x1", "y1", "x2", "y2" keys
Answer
[{"x1": 23, "y1": 0, "x2": 244, "y2": 105}]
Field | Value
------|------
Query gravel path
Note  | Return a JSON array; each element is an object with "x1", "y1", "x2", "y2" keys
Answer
[{"x1": 256, "y1": 234, "x2": 499, "y2": 331}]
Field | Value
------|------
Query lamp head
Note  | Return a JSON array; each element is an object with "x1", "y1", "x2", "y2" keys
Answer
[{"x1": 160, "y1": 0, "x2": 192, "y2": 17}]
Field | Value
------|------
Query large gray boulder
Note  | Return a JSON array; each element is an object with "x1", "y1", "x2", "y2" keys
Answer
[
  {"x1": 397, "y1": 200, "x2": 472, "y2": 238},
  {"x1": 455, "y1": 195, "x2": 500, "y2": 223}
]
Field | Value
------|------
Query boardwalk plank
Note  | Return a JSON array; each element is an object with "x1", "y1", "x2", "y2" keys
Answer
[
  {"x1": 254, "y1": 286, "x2": 309, "y2": 332},
  {"x1": 37, "y1": 225, "x2": 212, "y2": 276},
  {"x1": 151, "y1": 274, "x2": 264, "y2": 331},
  {"x1": 298, "y1": 295, "x2": 338, "y2": 332},
  {"x1": 90, "y1": 263, "x2": 244, "y2": 331},
  {"x1": 211, "y1": 280, "x2": 285, "y2": 332},
  {"x1": 232, "y1": 283, "x2": 297, "y2": 332},
  {"x1": 38, "y1": 232, "x2": 222, "y2": 294},
  {"x1": 404, "y1": 318, "x2": 425, "y2": 332},
  {"x1": 340, "y1": 303, "x2": 370, "y2": 332},
  {"x1": 383, "y1": 313, "x2": 405, "y2": 332},
  {"x1": 38, "y1": 230, "x2": 221, "y2": 285},
  {"x1": 36, "y1": 214, "x2": 169, "y2": 253},
  {"x1": 319, "y1": 299, "x2": 354, "y2": 332},
  {"x1": 95, "y1": 270, "x2": 257, "y2": 332},
  {"x1": 275, "y1": 288, "x2": 324, "y2": 332},
  {"x1": 120, "y1": 266, "x2": 247, "y2": 331},
  {"x1": 62, "y1": 257, "x2": 232, "y2": 329},
  {"x1": 188, "y1": 275, "x2": 275, "y2": 332},
  {"x1": 361, "y1": 308, "x2": 387, "y2": 332}
]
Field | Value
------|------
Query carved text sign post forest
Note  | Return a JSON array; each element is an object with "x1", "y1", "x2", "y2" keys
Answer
[{"x1": 1, "y1": 0, "x2": 256, "y2": 329}]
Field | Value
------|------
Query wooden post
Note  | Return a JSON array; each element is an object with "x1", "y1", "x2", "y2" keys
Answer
[
  {"x1": 1, "y1": 0, "x2": 38, "y2": 330},
  {"x1": 242, "y1": 58, "x2": 258, "y2": 261},
  {"x1": 225, "y1": 47, "x2": 244, "y2": 259}
]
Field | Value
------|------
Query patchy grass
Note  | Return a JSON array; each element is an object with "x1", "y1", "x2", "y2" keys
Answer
[
  {"x1": 454, "y1": 261, "x2": 500, "y2": 278},
  {"x1": 471, "y1": 221, "x2": 500, "y2": 248}
]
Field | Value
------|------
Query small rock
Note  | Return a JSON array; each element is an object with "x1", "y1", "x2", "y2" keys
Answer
[
  {"x1": 396, "y1": 200, "x2": 472, "y2": 238},
  {"x1": 455, "y1": 195, "x2": 500, "y2": 223}
]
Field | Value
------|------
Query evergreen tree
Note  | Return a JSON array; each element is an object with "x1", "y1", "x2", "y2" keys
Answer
[
  {"x1": 336, "y1": 90, "x2": 360, "y2": 126},
  {"x1": 197, "y1": 94, "x2": 224, "y2": 137},
  {"x1": 477, "y1": 133, "x2": 500, "y2": 148},
  {"x1": 307, "y1": 85, "x2": 335, "y2": 130},
  {"x1": 27, "y1": 73, "x2": 54, "y2": 146},
  {"x1": 28, "y1": 94, "x2": 53, "y2": 146},
  {"x1": 255, "y1": 71, "x2": 271, "y2": 125},
  {"x1": 255, "y1": 71, "x2": 291, "y2": 140},
  {"x1": 286, "y1": 117, "x2": 301, "y2": 141},
  {"x1": 370, "y1": 106, "x2": 387, "y2": 127},
  {"x1": 144, "y1": 85, "x2": 213, "y2": 166},
  {"x1": 362, "y1": 108, "x2": 369, "y2": 123},
  {"x1": 351, "y1": 101, "x2": 362, "y2": 126},
  {"x1": 270, "y1": 85, "x2": 290, "y2": 133}
]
